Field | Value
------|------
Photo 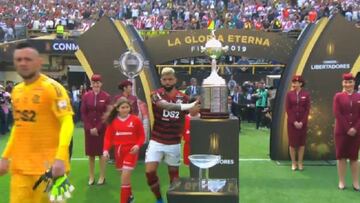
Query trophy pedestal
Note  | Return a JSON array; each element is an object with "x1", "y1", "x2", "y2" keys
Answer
[
  {"x1": 189, "y1": 117, "x2": 239, "y2": 183},
  {"x1": 200, "y1": 109, "x2": 229, "y2": 119},
  {"x1": 166, "y1": 178, "x2": 239, "y2": 203}
]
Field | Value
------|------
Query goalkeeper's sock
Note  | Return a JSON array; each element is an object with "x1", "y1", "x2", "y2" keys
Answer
[
  {"x1": 121, "y1": 184, "x2": 131, "y2": 203},
  {"x1": 146, "y1": 172, "x2": 161, "y2": 200}
]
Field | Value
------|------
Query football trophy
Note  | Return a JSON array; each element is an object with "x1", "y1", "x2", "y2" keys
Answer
[{"x1": 200, "y1": 30, "x2": 229, "y2": 119}]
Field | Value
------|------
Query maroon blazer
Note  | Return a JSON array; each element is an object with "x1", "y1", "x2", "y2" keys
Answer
[
  {"x1": 333, "y1": 92, "x2": 360, "y2": 159},
  {"x1": 333, "y1": 92, "x2": 360, "y2": 136},
  {"x1": 81, "y1": 90, "x2": 111, "y2": 134},
  {"x1": 286, "y1": 89, "x2": 311, "y2": 147},
  {"x1": 286, "y1": 89, "x2": 311, "y2": 124}
]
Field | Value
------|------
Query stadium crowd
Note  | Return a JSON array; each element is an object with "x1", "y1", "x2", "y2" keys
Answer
[{"x1": 0, "y1": 0, "x2": 359, "y2": 41}]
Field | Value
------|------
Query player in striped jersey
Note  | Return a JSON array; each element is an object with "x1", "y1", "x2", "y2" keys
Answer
[{"x1": 145, "y1": 67, "x2": 199, "y2": 203}]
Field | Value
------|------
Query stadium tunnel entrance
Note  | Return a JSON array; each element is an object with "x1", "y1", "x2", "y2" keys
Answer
[{"x1": 1, "y1": 15, "x2": 359, "y2": 161}]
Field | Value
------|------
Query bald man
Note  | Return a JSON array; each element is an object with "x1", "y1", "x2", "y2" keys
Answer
[{"x1": 0, "y1": 42, "x2": 74, "y2": 203}]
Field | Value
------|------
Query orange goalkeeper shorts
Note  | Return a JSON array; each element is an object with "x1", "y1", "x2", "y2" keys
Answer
[{"x1": 10, "y1": 173, "x2": 64, "y2": 203}]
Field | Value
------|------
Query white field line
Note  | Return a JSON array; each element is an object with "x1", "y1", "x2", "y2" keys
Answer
[{"x1": 71, "y1": 157, "x2": 271, "y2": 161}]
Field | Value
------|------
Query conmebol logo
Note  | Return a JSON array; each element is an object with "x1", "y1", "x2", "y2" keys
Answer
[{"x1": 52, "y1": 42, "x2": 79, "y2": 51}]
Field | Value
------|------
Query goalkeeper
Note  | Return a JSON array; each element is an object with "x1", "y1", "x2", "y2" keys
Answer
[{"x1": 0, "y1": 42, "x2": 74, "y2": 203}]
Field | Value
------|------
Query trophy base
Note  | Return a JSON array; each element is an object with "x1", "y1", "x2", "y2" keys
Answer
[{"x1": 200, "y1": 109, "x2": 229, "y2": 119}]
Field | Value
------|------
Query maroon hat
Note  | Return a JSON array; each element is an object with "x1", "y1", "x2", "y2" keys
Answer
[
  {"x1": 91, "y1": 74, "x2": 102, "y2": 82},
  {"x1": 342, "y1": 73, "x2": 355, "y2": 81},
  {"x1": 292, "y1": 75, "x2": 304, "y2": 83},
  {"x1": 118, "y1": 80, "x2": 133, "y2": 90}
]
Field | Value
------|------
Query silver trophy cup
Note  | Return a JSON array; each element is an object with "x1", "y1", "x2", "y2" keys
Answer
[{"x1": 200, "y1": 30, "x2": 229, "y2": 119}]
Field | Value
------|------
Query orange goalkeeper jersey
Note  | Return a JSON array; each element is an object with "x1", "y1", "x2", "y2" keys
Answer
[{"x1": 9, "y1": 74, "x2": 73, "y2": 175}]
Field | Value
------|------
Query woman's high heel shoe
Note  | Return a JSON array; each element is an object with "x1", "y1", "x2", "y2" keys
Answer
[
  {"x1": 97, "y1": 178, "x2": 106, "y2": 185},
  {"x1": 88, "y1": 178, "x2": 95, "y2": 186},
  {"x1": 298, "y1": 163, "x2": 304, "y2": 171},
  {"x1": 338, "y1": 183, "x2": 346, "y2": 190}
]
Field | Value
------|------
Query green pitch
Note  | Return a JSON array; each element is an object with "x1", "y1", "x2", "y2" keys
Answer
[{"x1": 0, "y1": 124, "x2": 359, "y2": 203}]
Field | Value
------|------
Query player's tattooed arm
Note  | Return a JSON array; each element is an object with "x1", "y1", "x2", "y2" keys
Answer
[{"x1": 151, "y1": 92, "x2": 197, "y2": 111}]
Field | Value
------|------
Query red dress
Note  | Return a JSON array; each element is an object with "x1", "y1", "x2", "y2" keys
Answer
[
  {"x1": 103, "y1": 115, "x2": 145, "y2": 169},
  {"x1": 286, "y1": 89, "x2": 310, "y2": 147},
  {"x1": 81, "y1": 90, "x2": 111, "y2": 156},
  {"x1": 333, "y1": 92, "x2": 360, "y2": 160}
]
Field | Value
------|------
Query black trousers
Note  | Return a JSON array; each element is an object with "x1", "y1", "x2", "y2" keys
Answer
[
  {"x1": 0, "y1": 107, "x2": 7, "y2": 135},
  {"x1": 255, "y1": 107, "x2": 265, "y2": 129}
]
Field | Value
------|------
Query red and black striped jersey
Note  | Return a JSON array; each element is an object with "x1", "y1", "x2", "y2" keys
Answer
[{"x1": 151, "y1": 88, "x2": 189, "y2": 144}]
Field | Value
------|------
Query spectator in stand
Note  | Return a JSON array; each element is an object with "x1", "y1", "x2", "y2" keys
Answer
[
  {"x1": 5, "y1": 81, "x2": 13, "y2": 93},
  {"x1": 0, "y1": 85, "x2": 10, "y2": 135},
  {"x1": 0, "y1": 0, "x2": 358, "y2": 44},
  {"x1": 253, "y1": 81, "x2": 268, "y2": 130},
  {"x1": 185, "y1": 78, "x2": 201, "y2": 99},
  {"x1": 71, "y1": 85, "x2": 81, "y2": 123},
  {"x1": 231, "y1": 85, "x2": 246, "y2": 130},
  {"x1": 114, "y1": 80, "x2": 139, "y2": 116},
  {"x1": 228, "y1": 75, "x2": 237, "y2": 96},
  {"x1": 308, "y1": 8, "x2": 317, "y2": 23}
]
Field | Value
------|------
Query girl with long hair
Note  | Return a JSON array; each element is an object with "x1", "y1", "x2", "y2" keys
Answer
[{"x1": 103, "y1": 98, "x2": 145, "y2": 203}]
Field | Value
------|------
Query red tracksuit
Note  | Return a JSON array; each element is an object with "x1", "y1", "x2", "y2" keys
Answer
[
  {"x1": 182, "y1": 115, "x2": 191, "y2": 165},
  {"x1": 104, "y1": 114, "x2": 145, "y2": 170}
]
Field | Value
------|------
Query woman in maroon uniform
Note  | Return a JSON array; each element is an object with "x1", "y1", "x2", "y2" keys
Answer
[
  {"x1": 286, "y1": 75, "x2": 310, "y2": 171},
  {"x1": 103, "y1": 98, "x2": 145, "y2": 203},
  {"x1": 81, "y1": 74, "x2": 111, "y2": 185},
  {"x1": 113, "y1": 80, "x2": 139, "y2": 115},
  {"x1": 333, "y1": 73, "x2": 360, "y2": 191}
]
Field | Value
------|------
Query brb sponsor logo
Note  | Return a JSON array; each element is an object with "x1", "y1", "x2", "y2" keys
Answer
[
  {"x1": 53, "y1": 42, "x2": 79, "y2": 52},
  {"x1": 162, "y1": 109, "x2": 180, "y2": 119}
]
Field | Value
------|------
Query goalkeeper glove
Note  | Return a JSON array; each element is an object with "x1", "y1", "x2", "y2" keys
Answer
[
  {"x1": 49, "y1": 174, "x2": 75, "y2": 202},
  {"x1": 33, "y1": 169, "x2": 75, "y2": 202}
]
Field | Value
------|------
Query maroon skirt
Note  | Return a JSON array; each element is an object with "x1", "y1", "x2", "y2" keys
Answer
[
  {"x1": 84, "y1": 130, "x2": 105, "y2": 156},
  {"x1": 335, "y1": 133, "x2": 360, "y2": 160},
  {"x1": 287, "y1": 121, "x2": 307, "y2": 148}
]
